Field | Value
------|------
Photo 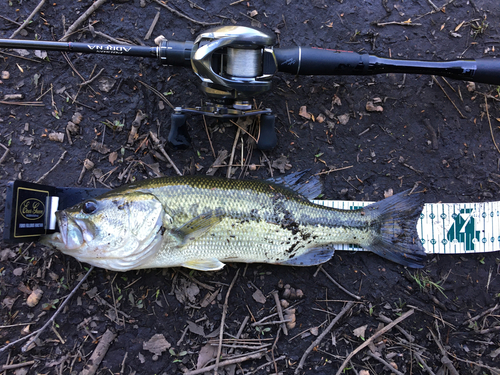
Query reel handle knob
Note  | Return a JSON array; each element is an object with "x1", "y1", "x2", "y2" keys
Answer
[
  {"x1": 168, "y1": 113, "x2": 191, "y2": 149},
  {"x1": 257, "y1": 113, "x2": 277, "y2": 150}
]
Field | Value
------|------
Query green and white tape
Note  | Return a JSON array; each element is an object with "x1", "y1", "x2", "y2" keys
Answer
[{"x1": 313, "y1": 199, "x2": 500, "y2": 254}]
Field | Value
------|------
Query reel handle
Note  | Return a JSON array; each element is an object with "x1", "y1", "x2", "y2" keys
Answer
[{"x1": 274, "y1": 47, "x2": 500, "y2": 85}]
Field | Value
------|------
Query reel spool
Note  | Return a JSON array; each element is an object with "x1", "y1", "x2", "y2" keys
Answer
[{"x1": 167, "y1": 26, "x2": 279, "y2": 150}]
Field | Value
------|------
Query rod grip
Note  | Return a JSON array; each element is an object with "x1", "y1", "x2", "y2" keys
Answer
[{"x1": 473, "y1": 58, "x2": 500, "y2": 85}]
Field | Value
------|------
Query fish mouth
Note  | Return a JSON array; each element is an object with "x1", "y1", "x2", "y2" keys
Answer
[{"x1": 55, "y1": 211, "x2": 91, "y2": 251}]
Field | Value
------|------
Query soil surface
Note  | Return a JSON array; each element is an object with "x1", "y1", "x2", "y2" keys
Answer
[{"x1": 1, "y1": 0, "x2": 500, "y2": 374}]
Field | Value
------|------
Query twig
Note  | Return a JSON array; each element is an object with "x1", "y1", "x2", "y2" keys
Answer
[
  {"x1": 426, "y1": 0, "x2": 441, "y2": 11},
  {"x1": 0, "y1": 101, "x2": 44, "y2": 106},
  {"x1": 203, "y1": 116, "x2": 216, "y2": 158},
  {"x1": 429, "y1": 329, "x2": 460, "y2": 375},
  {"x1": 145, "y1": 11, "x2": 160, "y2": 40},
  {"x1": 367, "y1": 352, "x2": 406, "y2": 375},
  {"x1": 94, "y1": 30, "x2": 130, "y2": 45},
  {"x1": 152, "y1": 0, "x2": 221, "y2": 26},
  {"x1": 214, "y1": 269, "x2": 240, "y2": 375},
  {"x1": 227, "y1": 128, "x2": 241, "y2": 178},
  {"x1": 0, "y1": 360, "x2": 35, "y2": 371},
  {"x1": 423, "y1": 118, "x2": 439, "y2": 150},
  {"x1": 295, "y1": 301, "x2": 355, "y2": 374},
  {"x1": 0, "y1": 143, "x2": 9, "y2": 164},
  {"x1": 484, "y1": 96, "x2": 500, "y2": 154},
  {"x1": 35, "y1": 150, "x2": 67, "y2": 183},
  {"x1": 59, "y1": 0, "x2": 108, "y2": 41},
  {"x1": 318, "y1": 266, "x2": 361, "y2": 301},
  {"x1": 334, "y1": 309, "x2": 415, "y2": 375},
  {"x1": 80, "y1": 329, "x2": 117, "y2": 375},
  {"x1": 414, "y1": 351, "x2": 437, "y2": 375},
  {"x1": 185, "y1": 350, "x2": 264, "y2": 375},
  {"x1": 0, "y1": 267, "x2": 94, "y2": 354},
  {"x1": 271, "y1": 291, "x2": 288, "y2": 336},
  {"x1": 431, "y1": 76, "x2": 466, "y2": 118},
  {"x1": 9, "y1": 0, "x2": 46, "y2": 39},
  {"x1": 79, "y1": 68, "x2": 105, "y2": 87},
  {"x1": 149, "y1": 131, "x2": 183, "y2": 176},
  {"x1": 313, "y1": 165, "x2": 353, "y2": 176},
  {"x1": 373, "y1": 21, "x2": 422, "y2": 27}
]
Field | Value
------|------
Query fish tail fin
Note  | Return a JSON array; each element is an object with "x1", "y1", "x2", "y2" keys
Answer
[{"x1": 364, "y1": 190, "x2": 426, "y2": 268}]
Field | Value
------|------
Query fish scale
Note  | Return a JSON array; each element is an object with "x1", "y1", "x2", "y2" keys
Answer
[{"x1": 41, "y1": 175, "x2": 427, "y2": 271}]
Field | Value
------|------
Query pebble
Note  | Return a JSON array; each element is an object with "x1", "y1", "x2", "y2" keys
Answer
[{"x1": 1, "y1": 71, "x2": 9, "y2": 80}]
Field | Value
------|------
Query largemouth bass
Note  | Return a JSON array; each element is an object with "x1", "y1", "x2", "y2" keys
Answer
[{"x1": 41, "y1": 174, "x2": 426, "y2": 271}]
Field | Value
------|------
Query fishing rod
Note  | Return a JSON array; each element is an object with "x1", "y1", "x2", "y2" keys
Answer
[{"x1": 1, "y1": 25, "x2": 499, "y2": 149}]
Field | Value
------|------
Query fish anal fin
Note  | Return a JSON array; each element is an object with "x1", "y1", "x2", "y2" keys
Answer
[
  {"x1": 278, "y1": 246, "x2": 335, "y2": 266},
  {"x1": 172, "y1": 211, "x2": 223, "y2": 244},
  {"x1": 182, "y1": 258, "x2": 225, "y2": 271}
]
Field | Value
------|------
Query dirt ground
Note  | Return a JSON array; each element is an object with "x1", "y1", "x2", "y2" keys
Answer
[{"x1": 1, "y1": 0, "x2": 500, "y2": 374}]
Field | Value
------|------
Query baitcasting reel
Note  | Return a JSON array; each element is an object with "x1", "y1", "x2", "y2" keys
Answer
[
  {"x1": 161, "y1": 26, "x2": 279, "y2": 150},
  {"x1": 2, "y1": 25, "x2": 500, "y2": 150}
]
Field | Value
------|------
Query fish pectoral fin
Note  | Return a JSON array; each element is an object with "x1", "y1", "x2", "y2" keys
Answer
[
  {"x1": 171, "y1": 211, "x2": 223, "y2": 244},
  {"x1": 182, "y1": 258, "x2": 225, "y2": 271},
  {"x1": 277, "y1": 246, "x2": 335, "y2": 266}
]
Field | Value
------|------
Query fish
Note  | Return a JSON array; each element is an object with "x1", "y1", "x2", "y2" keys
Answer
[{"x1": 40, "y1": 173, "x2": 426, "y2": 272}]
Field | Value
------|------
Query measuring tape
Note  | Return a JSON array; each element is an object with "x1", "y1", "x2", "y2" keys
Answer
[{"x1": 313, "y1": 199, "x2": 500, "y2": 255}]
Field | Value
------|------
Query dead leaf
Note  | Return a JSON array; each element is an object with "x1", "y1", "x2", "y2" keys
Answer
[
  {"x1": 109, "y1": 151, "x2": 118, "y2": 165},
  {"x1": 252, "y1": 288, "x2": 266, "y2": 304},
  {"x1": 34, "y1": 50, "x2": 47, "y2": 59},
  {"x1": 0, "y1": 248, "x2": 16, "y2": 261},
  {"x1": 197, "y1": 343, "x2": 217, "y2": 369},
  {"x1": 316, "y1": 113, "x2": 325, "y2": 123},
  {"x1": 2, "y1": 296, "x2": 18, "y2": 310},
  {"x1": 299, "y1": 105, "x2": 312, "y2": 120},
  {"x1": 91, "y1": 139, "x2": 111, "y2": 154},
  {"x1": 143, "y1": 334, "x2": 171, "y2": 356},
  {"x1": 310, "y1": 327, "x2": 319, "y2": 336},
  {"x1": 186, "y1": 320, "x2": 205, "y2": 337},
  {"x1": 384, "y1": 189, "x2": 393, "y2": 198},
  {"x1": 337, "y1": 114, "x2": 350, "y2": 125},
  {"x1": 332, "y1": 95, "x2": 342, "y2": 106},
  {"x1": 175, "y1": 279, "x2": 200, "y2": 304},
  {"x1": 13, "y1": 267, "x2": 23, "y2": 276},
  {"x1": 26, "y1": 288, "x2": 43, "y2": 307},
  {"x1": 98, "y1": 77, "x2": 116, "y2": 93},
  {"x1": 272, "y1": 155, "x2": 292, "y2": 173},
  {"x1": 353, "y1": 324, "x2": 367, "y2": 338},
  {"x1": 366, "y1": 101, "x2": 383, "y2": 112}
]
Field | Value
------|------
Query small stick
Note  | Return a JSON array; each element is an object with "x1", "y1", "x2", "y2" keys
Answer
[
  {"x1": 431, "y1": 76, "x2": 466, "y2": 118},
  {"x1": 145, "y1": 11, "x2": 160, "y2": 40},
  {"x1": 59, "y1": 0, "x2": 108, "y2": 41},
  {"x1": 94, "y1": 30, "x2": 129, "y2": 45},
  {"x1": 227, "y1": 128, "x2": 241, "y2": 178},
  {"x1": 373, "y1": 21, "x2": 421, "y2": 27},
  {"x1": 80, "y1": 329, "x2": 117, "y2": 375},
  {"x1": 152, "y1": 0, "x2": 220, "y2": 26},
  {"x1": 271, "y1": 291, "x2": 288, "y2": 336},
  {"x1": 484, "y1": 96, "x2": 500, "y2": 155},
  {"x1": 463, "y1": 303, "x2": 498, "y2": 326},
  {"x1": 334, "y1": 309, "x2": 415, "y2": 375},
  {"x1": 214, "y1": 269, "x2": 240, "y2": 375},
  {"x1": 429, "y1": 329, "x2": 459, "y2": 375},
  {"x1": 295, "y1": 301, "x2": 355, "y2": 374},
  {"x1": 0, "y1": 143, "x2": 9, "y2": 164},
  {"x1": 313, "y1": 165, "x2": 353, "y2": 176},
  {"x1": 0, "y1": 360, "x2": 35, "y2": 371},
  {"x1": 79, "y1": 68, "x2": 105, "y2": 87},
  {"x1": 9, "y1": 0, "x2": 46, "y2": 39},
  {"x1": 367, "y1": 352, "x2": 405, "y2": 375},
  {"x1": 426, "y1": 0, "x2": 441, "y2": 11},
  {"x1": 149, "y1": 131, "x2": 183, "y2": 176},
  {"x1": 318, "y1": 266, "x2": 361, "y2": 301},
  {"x1": 0, "y1": 266, "x2": 94, "y2": 354},
  {"x1": 202, "y1": 116, "x2": 216, "y2": 158},
  {"x1": 35, "y1": 150, "x2": 67, "y2": 183},
  {"x1": 185, "y1": 350, "x2": 264, "y2": 375},
  {"x1": 414, "y1": 351, "x2": 437, "y2": 375}
]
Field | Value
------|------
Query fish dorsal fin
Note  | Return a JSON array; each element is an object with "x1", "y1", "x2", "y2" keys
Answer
[
  {"x1": 182, "y1": 258, "x2": 225, "y2": 271},
  {"x1": 267, "y1": 170, "x2": 322, "y2": 200},
  {"x1": 171, "y1": 211, "x2": 223, "y2": 244},
  {"x1": 277, "y1": 246, "x2": 335, "y2": 266}
]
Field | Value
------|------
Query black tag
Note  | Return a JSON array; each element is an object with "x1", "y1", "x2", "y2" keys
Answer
[
  {"x1": 4, "y1": 181, "x2": 57, "y2": 240},
  {"x1": 3, "y1": 180, "x2": 109, "y2": 243}
]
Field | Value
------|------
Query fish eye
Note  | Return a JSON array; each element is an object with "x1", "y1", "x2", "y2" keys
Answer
[{"x1": 82, "y1": 200, "x2": 98, "y2": 215}]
